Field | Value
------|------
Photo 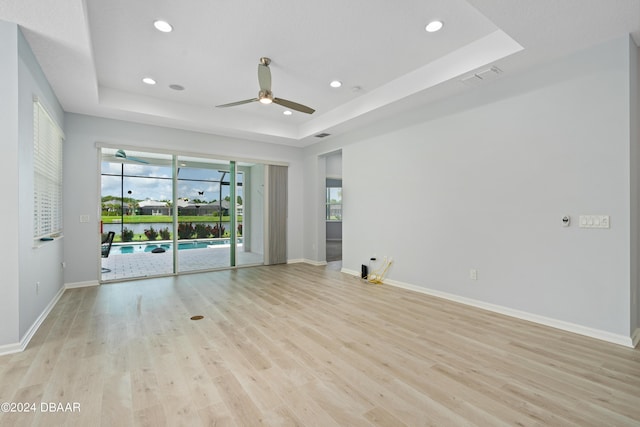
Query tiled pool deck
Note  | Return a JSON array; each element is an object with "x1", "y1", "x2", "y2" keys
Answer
[{"x1": 101, "y1": 245, "x2": 263, "y2": 281}]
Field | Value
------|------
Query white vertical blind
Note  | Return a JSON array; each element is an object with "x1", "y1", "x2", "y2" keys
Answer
[
  {"x1": 33, "y1": 99, "x2": 64, "y2": 239},
  {"x1": 266, "y1": 165, "x2": 287, "y2": 265}
]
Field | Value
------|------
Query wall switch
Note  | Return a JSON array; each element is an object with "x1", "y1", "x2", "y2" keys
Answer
[
  {"x1": 469, "y1": 269, "x2": 478, "y2": 280},
  {"x1": 80, "y1": 214, "x2": 90, "y2": 223},
  {"x1": 36, "y1": 281, "x2": 40, "y2": 294},
  {"x1": 579, "y1": 215, "x2": 610, "y2": 229}
]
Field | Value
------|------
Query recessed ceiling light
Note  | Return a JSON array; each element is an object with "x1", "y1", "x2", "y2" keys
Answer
[
  {"x1": 330, "y1": 80, "x2": 342, "y2": 88},
  {"x1": 169, "y1": 84, "x2": 185, "y2": 91},
  {"x1": 425, "y1": 20, "x2": 444, "y2": 33},
  {"x1": 142, "y1": 77, "x2": 156, "y2": 85},
  {"x1": 153, "y1": 20, "x2": 173, "y2": 33},
  {"x1": 283, "y1": 110, "x2": 292, "y2": 116}
]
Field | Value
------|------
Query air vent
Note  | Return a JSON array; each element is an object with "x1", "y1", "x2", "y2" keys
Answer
[
  {"x1": 461, "y1": 66, "x2": 503, "y2": 86},
  {"x1": 476, "y1": 66, "x2": 502, "y2": 81},
  {"x1": 315, "y1": 133, "x2": 331, "y2": 138}
]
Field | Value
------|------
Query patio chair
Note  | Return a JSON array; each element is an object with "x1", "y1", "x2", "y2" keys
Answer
[{"x1": 101, "y1": 231, "x2": 115, "y2": 273}]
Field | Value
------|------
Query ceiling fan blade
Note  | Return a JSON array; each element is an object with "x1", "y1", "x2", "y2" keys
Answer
[
  {"x1": 128, "y1": 156, "x2": 149, "y2": 164},
  {"x1": 113, "y1": 149, "x2": 148, "y2": 164},
  {"x1": 216, "y1": 98, "x2": 259, "y2": 108},
  {"x1": 273, "y1": 98, "x2": 315, "y2": 114},
  {"x1": 258, "y1": 63, "x2": 271, "y2": 92}
]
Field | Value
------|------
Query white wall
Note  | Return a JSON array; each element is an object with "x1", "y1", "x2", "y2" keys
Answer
[
  {"x1": 305, "y1": 37, "x2": 637, "y2": 341},
  {"x1": 248, "y1": 163, "x2": 265, "y2": 255},
  {"x1": 302, "y1": 154, "x2": 328, "y2": 263},
  {"x1": 17, "y1": 30, "x2": 65, "y2": 339},
  {"x1": 632, "y1": 41, "x2": 640, "y2": 339},
  {"x1": 0, "y1": 22, "x2": 65, "y2": 349},
  {"x1": 325, "y1": 152, "x2": 342, "y2": 178},
  {"x1": 63, "y1": 114, "x2": 304, "y2": 284},
  {"x1": 0, "y1": 21, "x2": 20, "y2": 347}
]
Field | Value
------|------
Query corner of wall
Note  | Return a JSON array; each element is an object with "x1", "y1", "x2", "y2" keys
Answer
[
  {"x1": 0, "y1": 285, "x2": 66, "y2": 356},
  {"x1": 630, "y1": 37, "x2": 640, "y2": 334},
  {"x1": 0, "y1": 20, "x2": 20, "y2": 347}
]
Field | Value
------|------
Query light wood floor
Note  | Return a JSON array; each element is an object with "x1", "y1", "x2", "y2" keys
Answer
[{"x1": 1, "y1": 264, "x2": 639, "y2": 426}]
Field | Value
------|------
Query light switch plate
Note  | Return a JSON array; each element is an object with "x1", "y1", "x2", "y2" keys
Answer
[{"x1": 579, "y1": 215, "x2": 609, "y2": 228}]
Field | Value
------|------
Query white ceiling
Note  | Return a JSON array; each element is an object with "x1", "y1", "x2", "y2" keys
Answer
[{"x1": 1, "y1": 0, "x2": 639, "y2": 147}]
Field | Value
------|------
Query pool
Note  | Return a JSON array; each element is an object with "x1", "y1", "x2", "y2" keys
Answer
[{"x1": 111, "y1": 239, "x2": 240, "y2": 254}]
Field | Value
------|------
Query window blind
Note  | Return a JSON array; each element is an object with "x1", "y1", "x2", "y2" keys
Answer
[
  {"x1": 33, "y1": 99, "x2": 64, "y2": 239},
  {"x1": 265, "y1": 165, "x2": 287, "y2": 265}
]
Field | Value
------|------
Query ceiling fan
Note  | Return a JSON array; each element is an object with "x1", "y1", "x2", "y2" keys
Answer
[
  {"x1": 103, "y1": 149, "x2": 149, "y2": 164},
  {"x1": 216, "y1": 57, "x2": 315, "y2": 114}
]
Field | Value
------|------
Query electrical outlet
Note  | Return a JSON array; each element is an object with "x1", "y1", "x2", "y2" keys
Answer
[
  {"x1": 36, "y1": 281, "x2": 40, "y2": 294},
  {"x1": 469, "y1": 269, "x2": 478, "y2": 280}
]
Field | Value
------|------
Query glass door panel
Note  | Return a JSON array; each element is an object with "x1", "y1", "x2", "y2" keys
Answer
[
  {"x1": 100, "y1": 148, "x2": 174, "y2": 281},
  {"x1": 176, "y1": 156, "x2": 231, "y2": 272}
]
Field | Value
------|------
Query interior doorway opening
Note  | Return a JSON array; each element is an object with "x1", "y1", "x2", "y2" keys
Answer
[{"x1": 325, "y1": 151, "x2": 342, "y2": 264}]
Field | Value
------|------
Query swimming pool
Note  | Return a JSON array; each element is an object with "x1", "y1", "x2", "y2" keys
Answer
[{"x1": 111, "y1": 239, "x2": 240, "y2": 254}]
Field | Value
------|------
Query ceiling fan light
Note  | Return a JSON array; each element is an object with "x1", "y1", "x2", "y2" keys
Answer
[{"x1": 259, "y1": 97, "x2": 272, "y2": 104}]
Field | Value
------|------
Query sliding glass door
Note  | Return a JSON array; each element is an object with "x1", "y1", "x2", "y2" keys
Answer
[
  {"x1": 100, "y1": 148, "x2": 265, "y2": 281},
  {"x1": 100, "y1": 149, "x2": 174, "y2": 280}
]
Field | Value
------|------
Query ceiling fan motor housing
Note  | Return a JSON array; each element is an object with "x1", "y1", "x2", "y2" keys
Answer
[{"x1": 258, "y1": 90, "x2": 273, "y2": 104}]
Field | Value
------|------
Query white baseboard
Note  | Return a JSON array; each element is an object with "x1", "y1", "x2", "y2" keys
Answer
[
  {"x1": 0, "y1": 285, "x2": 66, "y2": 356},
  {"x1": 632, "y1": 328, "x2": 640, "y2": 348},
  {"x1": 341, "y1": 269, "x2": 636, "y2": 348},
  {"x1": 65, "y1": 280, "x2": 100, "y2": 289},
  {"x1": 298, "y1": 259, "x2": 327, "y2": 266},
  {"x1": 0, "y1": 342, "x2": 22, "y2": 356}
]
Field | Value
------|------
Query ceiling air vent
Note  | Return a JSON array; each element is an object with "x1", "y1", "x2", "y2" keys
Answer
[
  {"x1": 461, "y1": 66, "x2": 503, "y2": 86},
  {"x1": 315, "y1": 133, "x2": 331, "y2": 138}
]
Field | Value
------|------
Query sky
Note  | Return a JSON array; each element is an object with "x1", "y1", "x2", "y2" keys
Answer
[{"x1": 101, "y1": 162, "x2": 242, "y2": 203}]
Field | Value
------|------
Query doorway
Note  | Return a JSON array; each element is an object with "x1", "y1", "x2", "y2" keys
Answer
[{"x1": 325, "y1": 151, "x2": 342, "y2": 263}]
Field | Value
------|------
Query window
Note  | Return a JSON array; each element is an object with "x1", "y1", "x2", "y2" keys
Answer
[
  {"x1": 326, "y1": 185, "x2": 342, "y2": 221},
  {"x1": 33, "y1": 99, "x2": 64, "y2": 239}
]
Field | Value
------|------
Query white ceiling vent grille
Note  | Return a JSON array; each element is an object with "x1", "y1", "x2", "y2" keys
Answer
[{"x1": 461, "y1": 66, "x2": 503, "y2": 86}]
